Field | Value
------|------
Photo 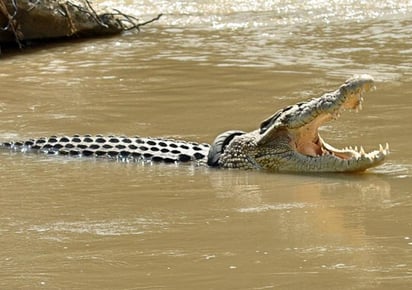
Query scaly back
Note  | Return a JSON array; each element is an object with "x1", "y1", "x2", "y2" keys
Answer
[{"x1": 1, "y1": 135, "x2": 210, "y2": 164}]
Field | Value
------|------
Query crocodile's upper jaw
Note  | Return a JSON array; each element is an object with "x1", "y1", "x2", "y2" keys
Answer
[{"x1": 223, "y1": 74, "x2": 390, "y2": 172}]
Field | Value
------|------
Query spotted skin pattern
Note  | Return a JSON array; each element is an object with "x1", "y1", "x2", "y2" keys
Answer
[{"x1": 2, "y1": 135, "x2": 210, "y2": 164}]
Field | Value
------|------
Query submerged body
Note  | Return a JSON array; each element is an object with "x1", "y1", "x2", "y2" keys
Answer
[{"x1": 1, "y1": 75, "x2": 389, "y2": 172}]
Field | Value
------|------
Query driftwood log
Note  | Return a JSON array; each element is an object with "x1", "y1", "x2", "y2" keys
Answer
[{"x1": 0, "y1": 0, "x2": 161, "y2": 48}]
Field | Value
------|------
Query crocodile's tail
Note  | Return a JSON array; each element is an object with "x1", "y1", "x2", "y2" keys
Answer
[{"x1": 1, "y1": 135, "x2": 210, "y2": 164}]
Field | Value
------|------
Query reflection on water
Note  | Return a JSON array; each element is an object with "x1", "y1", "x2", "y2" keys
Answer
[
  {"x1": 210, "y1": 170, "x2": 392, "y2": 212},
  {"x1": 1, "y1": 0, "x2": 412, "y2": 289}
]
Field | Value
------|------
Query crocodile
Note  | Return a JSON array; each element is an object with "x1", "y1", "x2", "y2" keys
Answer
[{"x1": 1, "y1": 74, "x2": 389, "y2": 172}]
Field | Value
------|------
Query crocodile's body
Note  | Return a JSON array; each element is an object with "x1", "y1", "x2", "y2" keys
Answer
[
  {"x1": 2, "y1": 135, "x2": 210, "y2": 164},
  {"x1": 1, "y1": 75, "x2": 390, "y2": 172}
]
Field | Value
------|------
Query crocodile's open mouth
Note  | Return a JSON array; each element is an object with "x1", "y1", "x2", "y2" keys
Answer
[
  {"x1": 291, "y1": 80, "x2": 390, "y2": 163},
  {"x1": 256, "y1": 74, "x2": 390, "y2": 171}
]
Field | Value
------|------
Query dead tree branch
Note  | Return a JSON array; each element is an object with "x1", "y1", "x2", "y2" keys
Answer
[
  {"x1": 0, "y1": 0, "x2": 162, "y2": 49},
  {"x1": 0, "y1": 0, "x2": 23, "y2": 48}
]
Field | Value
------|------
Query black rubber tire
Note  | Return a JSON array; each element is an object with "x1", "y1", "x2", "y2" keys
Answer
[{"x1": 207, "y1": 130, "x2": 245, "y2": 167}]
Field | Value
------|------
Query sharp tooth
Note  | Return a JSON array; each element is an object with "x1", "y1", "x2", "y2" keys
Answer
[
  {"x1": 385, "y1": 142, "x2": 390, "y2": 153},
  {"x1": 358, "y1": 102, "x2": 363, "y2": 111},
  {"x1": 379, "y1": 144, "x2": 384, "y2": 152},
  {"x1": 360, "y1": 146, "x2": 366, "y2": 156},
  {"x1": 333, "y1": 112, "x2": 340, "y2": 120},
  {"x1": 355, "y1": 146, "x2": 358, "y2": 152}
]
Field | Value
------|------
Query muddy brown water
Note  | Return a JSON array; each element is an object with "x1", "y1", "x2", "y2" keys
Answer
[{"x1": 1, "y1": 1, "x2": 412, "y2": 289}]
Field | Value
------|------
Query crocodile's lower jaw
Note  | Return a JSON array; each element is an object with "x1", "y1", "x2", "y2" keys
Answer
[{"x1": 303, "y1": 78, "x2": 388, "y2": 169}]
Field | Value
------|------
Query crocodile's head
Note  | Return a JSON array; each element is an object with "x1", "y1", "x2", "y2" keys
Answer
[{"x1": 210, "y1": 75, "x2": 389, "y2": 172}]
